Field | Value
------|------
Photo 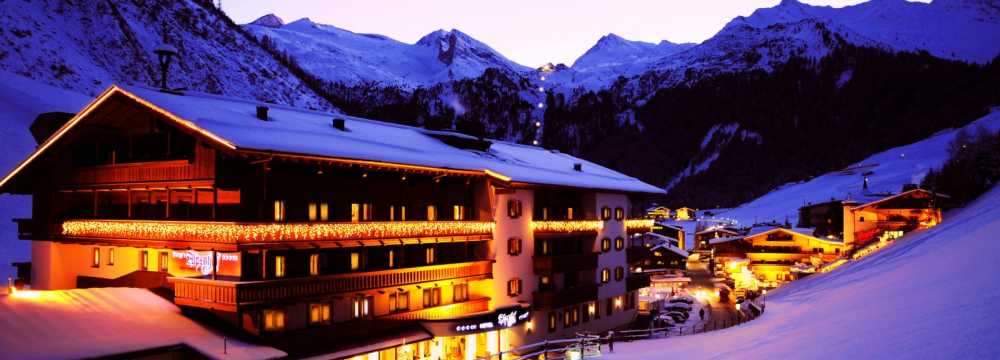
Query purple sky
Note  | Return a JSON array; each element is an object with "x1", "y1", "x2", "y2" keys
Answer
[{"x1": 222, "y1": 0, "x2": 929, "y2": 67}]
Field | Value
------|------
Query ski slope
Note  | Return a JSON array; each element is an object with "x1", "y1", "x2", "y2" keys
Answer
[
  {"x1": 718, "y1": 109, "x2": 1000, "y2": 226},
  {"x1": 607, "y1": 183, "x2": 1000, "y2": 359}
]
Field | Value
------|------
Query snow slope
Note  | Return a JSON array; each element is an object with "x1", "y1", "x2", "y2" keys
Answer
[
  {"x1": 560, "y1": 34, "x2": 694, "y2": 89},
  {"x1": 607, "y1": 183, "x2": 1000, "y2": 359},
  {"x1": 718, "y1": 109, "x2": 1000, "y2": 226},
  {"x1": 0, "y1": 70, "x2": 91, "y2": 281},
  {"x1": 0, "y1": 287, "x2": 284, "y2": 359},
  {"x1": 244, "y1": 15, "x2": 531, "y2": 88}
]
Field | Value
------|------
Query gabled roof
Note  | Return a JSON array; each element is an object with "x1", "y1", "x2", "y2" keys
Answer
[
  {"x1": 0, "y1": 86, "x2": 665, "y2": 194},
  {"x1": 851, "y1": 189, "x2": 948, "y2": 211},
  {"x1": 696, "y1": 227, "x2": 740, "y2": 236}
]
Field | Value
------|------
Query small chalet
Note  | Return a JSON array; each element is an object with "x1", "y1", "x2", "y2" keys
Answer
[
  {"x1": 695, "y1": 227, "x2": 740, "y2": 249},
  {"x1": 744, "y1": 227, "x2": 847, "y2": 283},
  {"x1": 844, "y1": 189, "x2": 945, "y2": 246},
  {"x1": 646, "y1": 206, "x2": 671, "y2": 219},
  {"x1": 674, "y1": 207, "x2": 695, "y2": 220},
  {"x1": 651, "y1": 223, "x2": 686, "y2": 250}
]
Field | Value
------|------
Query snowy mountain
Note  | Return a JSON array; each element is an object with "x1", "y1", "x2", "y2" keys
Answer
[
  {"x1": 608, "y1": 182, "x2": 1000, "y2": 359},
  {"x1": 554, "y1": 34, "x2": 694, "y2": 89},
  {"x1": 243, "y1": 15, "x2": 531, "y2": 88},
  {"x1": 0, "y1": 0, "x2": 332, "y2": 109}
]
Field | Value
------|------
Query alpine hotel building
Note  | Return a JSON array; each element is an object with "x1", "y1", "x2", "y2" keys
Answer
[{"x1": 0, "y1": 86, "x2": 663, "y2": 359}]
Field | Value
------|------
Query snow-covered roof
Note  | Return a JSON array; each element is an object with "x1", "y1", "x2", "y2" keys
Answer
[
  {"x1": 0, "y1": 287, "x2": 283, "y2": 360},
  {"x1": 745, "y1": 226, "x2": 844, "y2": 245},
  {"x1": 708, "y1": 235, "x2": 745, "y2": 245},
  {"x1": 0, "y1": 86, "x2": 664, "y2": 195},
  {"x1": 650, "y1": 239, "x2": 690, "y2": 258},
  {"x1": 696, "y1": 227, "x2": 739, "y2": 235},
  {"x1": 851, "y1": 188, "x2": 947, "y2": 210}
]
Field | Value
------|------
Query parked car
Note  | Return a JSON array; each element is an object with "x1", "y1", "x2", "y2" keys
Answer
[
  {"x1": 666, "y1": 311, "x2": 689, "y2": 323},
  {"x1": 664, "y1": 304, "x2": 692, "y2": 313},
  {"x1": 669, "y1": 296, "x2": 695, "y2": 305}
]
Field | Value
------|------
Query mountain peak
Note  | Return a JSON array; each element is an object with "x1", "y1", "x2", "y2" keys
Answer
[{"x1": 249, "y1": 14, "x2": 285, "y2": 28}]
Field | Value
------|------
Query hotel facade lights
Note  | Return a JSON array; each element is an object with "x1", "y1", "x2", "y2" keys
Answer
[{"x1": 1, "y1": 86, "x2": 662, "y2": 359}]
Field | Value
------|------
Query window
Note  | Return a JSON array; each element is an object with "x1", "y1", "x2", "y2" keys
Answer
[
  {"x1": 601, "y1": 206, "x2": 612, "y2": 221},
  {"x1": 263, "y1": 309, "x2": 286, "y2": 331},
  {"x1": 585, "y1": 302, "x2": 595, "y2": 322},
  {"x1": 274, "y1": 255, "x2": 286, "y2": 278},
  {"x1": 539, "y1": 275, "x2": 551, "y2": 288},
  {"x1": 606, "y1": 298, "x2": 613, "y2": 316},
  {"x1": 140, "y1": 251, "x2": 149, "y2": 271},
  {"x1": 426, "y1": 205, "x2": 437, "y2": 221},
  {"x1": 390, "y1": 205, "x2": 408, "y2": 221},
  {"x1": 507, "y1": 278, "x2": 523, "y2": 297},
  {"x1": 390, "y1": 291, "x2": 409, "y2": 312},
  {"x1": 563, "y1": 308, "x2": 572, "y2": 328},
  {"x1": 453, "y1": 205, "x2": 465, "y2": 220},
  {"x1": 309, "y1": 253, "x2": 320, "y2": 276},
  {"x1": 91, "y1": 247, "x2": 100, "y2": 268},
  {"x1": 308, "y1": 202, "x2": 329, "y2": 221},
  {"x1": 542, "y1": 207, "x2": 549, "y2": 220},
  {"x1": 352, "y1": 203, "x2": 373, "y2": 222},
  {"x1": 572, "y1": 307, "x2": 580, "y2": 325},
  {"x1": 352, "y1": 296, "x2": 372, "y2": 319},
  {"x1": 158, "y1": 252, "x2": 169, "y2": 272},
  {"x1": 601, "y1": 238, "x2": 612, "y2": 252},
  {"x1": 107, "y1": 248, "x2": 115, "y2": 266},
  {"x1": 423, "y1": 288, "x2": 441, "y2": 307},
  {"x1": 507, "y1": 237, "x2": 522, "y2": 256},
  {"x1": 567, "y1": 207, "x2": 574, "y2": 220},
  {"x1": 601, "y1": 268, "x2": 610, "y2": 283},
  {"x1": 615, "y1": 266, "x2": 625, "y2": 281},
  {"x1": 453, "y1": 284, "x2": 469, "y2": 302},
  {"x1": 614, "y1": 207, "x2": 625, "y2": 221},
  {"x1": 425, "y1": 247, "x2": 436, "y2": 264},
  {"x1": 388, "y1": 250, "x2": 395, "y2": 268},
  {"x1": 548, "y1": 312, "x2": 557, "y2": 332},
  {"x1": 350, "y1": 252, "x2": 361, "y2": 271},
  {"x1": 309, "y1": 303, "x2": 331, "y2": 325},
  {"x1": 539, "y1": 239, "x2": 551, "y2": 255},
  {"x1": 615, "y1": 237, "x2": 625, "y2": 251},
  {"x1": 507, "y1": 199, "x2": 523, "y2": 218},
  {"x1": 273, "y1": 200, "x2": 285, "y2": 222},
  {"x1": 859, "y1": 216, "x2": 865, "y2": 223}
]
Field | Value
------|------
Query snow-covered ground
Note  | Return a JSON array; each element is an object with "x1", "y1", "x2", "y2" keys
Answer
[
  {"x1": 0, "y1": 287, "x2": 284, "y2": 359},
  {"x1": 606, "y1": 184, "x2": 1000, "y2": 359},
  {"x1": 718, "y1": 109, "x2": 1000, "y2": 226}
]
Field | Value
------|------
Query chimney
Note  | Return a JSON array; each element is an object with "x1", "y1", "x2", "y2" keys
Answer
[
  {"x1": 332, "y1": 118, "x2": 346, "y2": 131},
  {"x1": 573, "y1": 163, "x2": 583, "y2": 172},
  {"x1": 256, "y1": 106, "x2": 269, "y2": 121}
]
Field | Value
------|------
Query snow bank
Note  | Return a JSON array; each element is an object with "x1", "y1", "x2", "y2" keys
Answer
[
  {"x1": 0, "y1": 287, "x2": 284, "y2": 359},
  {"x1": 606, "y1": 184, "x2": 1000, "y2": 359}
]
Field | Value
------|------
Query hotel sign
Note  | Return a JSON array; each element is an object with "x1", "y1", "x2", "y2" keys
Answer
[
  {"x1": 422, "y1": 306, "x2": 531, "y2": 336},
  {"x1": 171, "y1": 250, "x2": 241, "y2": 277}
]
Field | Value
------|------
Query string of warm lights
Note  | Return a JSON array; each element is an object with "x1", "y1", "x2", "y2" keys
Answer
[
  {"x1": 625, "y1": 219, "x2": 655, "y2": 233},
  {"x1": 62, "y1": 220, "x2": 495, "y2": 244},
  {"x1": 531, "y1": 220, "x2": 604, "y2": 233}
]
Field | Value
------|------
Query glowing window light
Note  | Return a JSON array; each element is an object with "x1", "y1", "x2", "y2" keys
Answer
[{"x1": 61, "y1": 220, "x2": 495, "y2": 244}]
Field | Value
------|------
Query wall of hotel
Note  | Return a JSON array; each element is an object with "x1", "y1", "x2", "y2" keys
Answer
[
  {"x1": 30, "y1": 241, "x2": 172, "y2": 290},
  {"x1": 490, "y1": 189, "x2": 536, "y2": 311},
  {"x1": 516, "y1": 293, "x2": 637, "y2": 346},
  {"x1": 595, "y1": 193, "x2": 628, "y2": 301}
]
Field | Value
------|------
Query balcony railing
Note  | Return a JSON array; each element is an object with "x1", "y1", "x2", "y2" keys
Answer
[
  {"x1": 170, "y1": 260, "x2": 493, "y2": 311},
  {"x1": 531, "y1": 219, "x2": 654, "y2": 235},
  {"x1": 533, "y1": 253, "x2": 599, "y2": 274},
  {"x1": 52, "y1": 219, "x2": 495, "y2": 245},
  {"x1": 381, "y1": 297, "x2": 490, "y2": 321},
  {"x1": 532, "y1": 284, "x2": 599, "y2": 309}
]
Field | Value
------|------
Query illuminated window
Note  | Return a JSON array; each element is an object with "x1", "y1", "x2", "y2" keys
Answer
[
  {"x1": 601, "y1": 268, "x2": 610, "y2": 283},
  {"x1": 350, "y1": 252, "x2": 361, "y2": 271},
  {"x1": 507, "y1": 199, "x2": 522, "y2": 218},
  {"x1": 539, "y1": 275, "x2": 551, "y2": 289},
  {"x1": 273, "y1": 200, "x2": 285, "y2": 222},
  {"x1": 567, "y1": 207, "x2": 574, "y2": 220},
  {"x1": 158, "y1": 252, "x2": 169, "y2": 272},
  {"x1": 309, "y1": 303, "x2": 331, "y2": 325},
  {"x1": 507, "y1": 278, "x2": 523, "y2": 296},
  {"x1": 309, "y1": 202, "x2": 317, "y2": 221},
  {"x1": 275, "y1": 255, "x2": 286, "y2": 278},
  {"x1": 563, "y1": 308, "x2": 572, "y2": 328},
  {"x1": 508, "y1": 237, "x2": 522, "y2": 256},
  {"x1": 425, "y1": 247, "x2": 436, "y2": 264},
  {"x1": 390, "y1": 205, "x2": 406, "y2": 221},
  {"x1": 453, "y1": 284, "x2": 469, "y2": 302},
  {"x1": 540, "y1": 239, "x2": 551, "y2": 255},
  {"x1": 615, "y1": 207, "x2": 625, "y2": 221},
  {"x1": 426, "y1": 205, "x2": 437, "y2": 221},
  {"x1": 140, "y1": 251, "x2": 149, "y2": 271},
  {"x1": 615, "y1": 237, "x2": 625, "y2": 251},
  {"x1": 351, "y1": 203, "x2": 360, "y2": 222},
  {"x1": 309, "y1": 253, "x2": 320, "y2": 276},
  {"x1": 584, "y1": 302, "x2": 595, "y2": 322},
  {"x1": 401, "y1": 206, "x2": 407, "y2": 221},
  {"x1": 388, "y1": 250, "x2": 395, "y2": 268},
  {"x1": 615, "y1": 266, "x2": 625, "y2": 281},
  {"x1": 352, "y1": 203, "x2": 373, "y2": 222},
  {"x1": 107, "y1": 248, "x2": 115, "y2": 266},
  {"x1": 548, "y1": 312, "x2": 557, "y2": 332},
  {"x1": 308, "y1": 202, "x2": 329, "y2": 221},
  {"x1": 601, "y1": 206, "x2": 612, "y2": 221},
  {"x1": 542, "y1": 207, "x2": 549, "y2": 220},
  {"x1": 91, "y1": 247, "x2": 100, "y2": 268},
  {"x1": 263, "y1": 309, "x2": 285, "y2": 331},
  {"x1": 572, "y1": 307, "x2": 580, "y2": 325},
  {"x1": 601, "y1": 238, "x2": 612, "y2": 252},
  {"x1": 390, "y1": 291, "x2": 409, "y2": 312},
  {"x1": 453, "y1": 205, "x2": 465, "y2": 220},
  {"x1": 423, "y1": 287, "x2": 441, "y2": 307},
  {"x1": 352, "y1": 296, "x2": 372, "y2": 319}
]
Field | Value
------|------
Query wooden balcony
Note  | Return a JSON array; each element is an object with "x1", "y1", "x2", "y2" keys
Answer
[
  {"x1": 532, "y1": 284, "x2": 598, "y2": 309},
  {"x1": 170, "y1": 260, "x2": 493, "y2": 312},
  {"x1": 531, "y1": 219, "x2": 654, "y2": 235},
  {"x1": 533, "y1": 253, "x2": 598, "y2": 274},
  {"x1": 42, "y1": 219, "x2": 494, "y2": 250},
  {"x1": 381, "y1": 297, "x2": 490, "y2": 321}
]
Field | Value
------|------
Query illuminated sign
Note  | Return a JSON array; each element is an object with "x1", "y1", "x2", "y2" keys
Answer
[
  {"x1": 171, "y1": 250, "x2": 241, "y2": 277},
  {"x1": 422, "y1": 306, "x2": 531, "y2": 336}
]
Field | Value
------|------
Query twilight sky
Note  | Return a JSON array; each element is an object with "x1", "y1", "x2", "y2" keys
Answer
[{"x1": 223, "y1": 0, "x2": 929, "y2": 68}]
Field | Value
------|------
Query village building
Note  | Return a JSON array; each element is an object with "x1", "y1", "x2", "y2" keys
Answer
[
  {"x1": 626, "y1": 233, "x2": 689, "y2": 272},
  {"x1": 694, "y1": 227, "x2": 740, "y2": 250},
  {"x1": 744, "y1": 227, "x2": 847, "y2": 284},
  {"x1": 842, "y1": 189, "x2": 944, "y2": 246},
  {"x1": 0, "y1": 86, "x2": 662, "y2": 360},
  {"x1": 645, "y1": 206, "x2": 670, "y2": 219},
  {"x1": 651, "y1": 223, "x2": 686, "y2": 250},
  {"x1": 674, "y1": 207, "x2": 695, "y2": 221}
]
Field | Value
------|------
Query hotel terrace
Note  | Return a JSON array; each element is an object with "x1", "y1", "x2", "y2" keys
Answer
[{"x1": 0, "y1": 86, "x2": 663, "y2": 359}]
